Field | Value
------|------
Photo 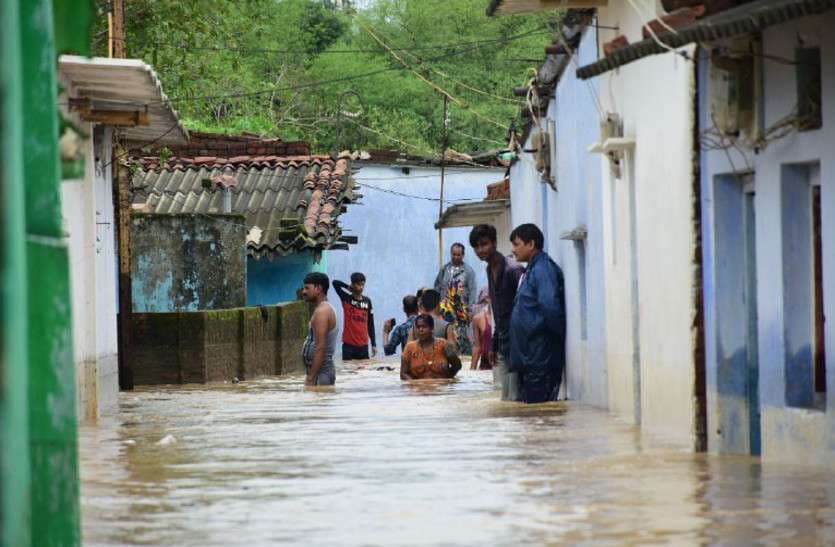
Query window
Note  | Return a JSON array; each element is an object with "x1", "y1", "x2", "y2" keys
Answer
[
  {"x1": 796, "y1": 47, "x2": 822, "y2": 131},
  {"x1": 813, "y1": 184, "x2": 826, "y2": 401},
  {"x1": 781, "y1": 163, "x2": 825, "y2": 409}
]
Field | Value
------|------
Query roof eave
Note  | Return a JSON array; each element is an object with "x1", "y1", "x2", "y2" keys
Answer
[
  {"x1": 576, "y1": 0, "x2": 835, "y2": 80},
  {"x1": 58, "y1": 55, "x2": 189, "y2": 146}
]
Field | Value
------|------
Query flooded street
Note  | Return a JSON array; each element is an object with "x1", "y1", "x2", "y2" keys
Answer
[{"x1": 80, "y1": 361, "x2": 835, "y2": 546}]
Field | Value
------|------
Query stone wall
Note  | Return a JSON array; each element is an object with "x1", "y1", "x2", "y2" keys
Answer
[
  {"x1": 131, "y1": 213, "x2": 246, "y2": 312},
  {"x1": 130, "y1": 301, "x2": 309, "y2": 385}
]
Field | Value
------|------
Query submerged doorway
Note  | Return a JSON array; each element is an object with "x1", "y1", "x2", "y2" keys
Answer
[{"x1": 714, "y1": 174, "x2": 761, "y2": 455}]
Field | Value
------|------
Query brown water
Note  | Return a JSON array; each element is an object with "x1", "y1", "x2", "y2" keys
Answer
[{"x1": 80, "y1": 360, "x2": 835, "y2": 546}]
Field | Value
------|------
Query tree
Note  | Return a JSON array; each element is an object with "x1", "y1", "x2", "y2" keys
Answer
[{"x1": 99, "y1": 0, "x2": 559, "y2": 154}]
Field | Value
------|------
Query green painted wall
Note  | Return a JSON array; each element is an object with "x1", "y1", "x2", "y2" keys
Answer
[
  {"x1": 1, "y1": 1, "x2": 32, "y2": 545},
  {"x1": 1, "y1": 1, "x2": 90, "y2": 545}
]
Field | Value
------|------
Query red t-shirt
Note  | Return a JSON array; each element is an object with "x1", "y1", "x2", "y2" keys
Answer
[{"x1": 333, "y1": 281, "x2": 376, "y2": 347}]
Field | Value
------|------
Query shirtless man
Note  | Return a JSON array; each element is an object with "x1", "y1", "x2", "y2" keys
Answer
[{"x1": 301, "y1": 272, "x2": 338, "y2": 386}]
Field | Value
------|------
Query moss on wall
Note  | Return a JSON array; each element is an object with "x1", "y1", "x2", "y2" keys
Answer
[{"x1": 130, "y1": 301, "x2": 309, "y2": 384}]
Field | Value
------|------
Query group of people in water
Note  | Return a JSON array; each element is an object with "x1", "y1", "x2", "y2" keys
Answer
[{"x1": 300, "y1": 222, "x2": 566, "y2": 405}]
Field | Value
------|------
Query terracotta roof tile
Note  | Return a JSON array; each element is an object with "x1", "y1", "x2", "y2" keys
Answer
[{"x1": 129, "y1": 154, "x2": 356, "y2": 258}]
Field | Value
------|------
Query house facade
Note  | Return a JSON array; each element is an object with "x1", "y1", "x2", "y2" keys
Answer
[
  {"x1": 590, "y1": 1, "x2": 704, "y2": 449},
  {"x1": 493, "y1": 3, "x2": 704, "y2": 448},
  {"x1": 131, "y1": 134, "x2": 356, "y2": 309},
  {"x1": 490, "y1": 0, "x2": 835, "y2": 465},
  {"x1": 696, "y1": 6, "x2": 835, "y2": 465},
  {"x1": 58, "y1": 56, "x2": 189, "y2": 421}
]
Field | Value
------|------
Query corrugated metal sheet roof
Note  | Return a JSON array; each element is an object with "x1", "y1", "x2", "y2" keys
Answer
[
  {"x1": 131, "y1": 157, "x2": 356, "y2": 259},
  {"x1": 576, "y1": 0, "x2": 835, "y2": 79},
  {"x1": 435, "y1": 199, "x2": 510, "y2": 229},
  {"x1": 58, "y1": 55, "x2": 188, "y2": 145}
]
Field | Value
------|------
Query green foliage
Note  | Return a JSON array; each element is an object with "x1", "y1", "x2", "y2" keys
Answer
[{"x1": 102, "y1": 0, "x2": 559, "y2": 154}]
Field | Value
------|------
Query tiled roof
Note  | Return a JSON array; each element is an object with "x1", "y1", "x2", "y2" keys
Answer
[
  {"x1": 576, "y1": 0, "x2": 835, "y2": 79},
  {"x1": 130, "y1": 155, "x2": 356, "y2": 259}
]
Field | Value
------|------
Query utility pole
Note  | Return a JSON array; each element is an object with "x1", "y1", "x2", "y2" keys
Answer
[
  {"x1": 112, "y1": 0, "x2": 126, "y2": 58},
  {"x1": 437, "y1": 94, "x2": 449, "y2": 270},
  {"x1": 111, "y1": 0, "x2": 134, "y2": 389}
]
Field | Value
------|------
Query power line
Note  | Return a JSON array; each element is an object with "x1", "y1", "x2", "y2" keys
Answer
[
  {"x1": 115, "y1": 28, "x2": 552, "y2": 56},
  {"x1": 359, "y1": 181, "x2": 481, "y2": 203},
  {"x1": 358, "y1": 20, "x2": 508, "y2": 130},
  {"x1": 449, "y1": 126, "x2": 507, "y2": 146},
  {"x1": 149, "y1": 26, "x2": 552, "y2": 105}
]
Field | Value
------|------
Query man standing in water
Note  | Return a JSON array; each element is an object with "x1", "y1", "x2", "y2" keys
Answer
[
  {"x1": 383, "y1": 294, "x2": 419, "y2": 356},
  {"x1": 509, "y1": 224, "x2": 566, "y2": 403},
  {"x1": 333, "y1": 273, "x2": 377, "y2": 360},
  {"x1": 434, "y1": 243, "x2": 478, "y2": 354},
  {"x1": 469, "y1": 224, "x2": 524, "y2": 400},
  {"x1": 301, "y1": 272, "x2": 338, "y2": 386}
]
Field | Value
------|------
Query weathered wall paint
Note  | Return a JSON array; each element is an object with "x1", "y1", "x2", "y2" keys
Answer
[
  {"x1": 131, "y1": 301, "x2": 309, "y2": 384},
  {"x1": 508, "y1": 27, "x2": 608, "y2": 408},
  {"x1": 326, "y1": 164, "x2": 499, "y2": 350},
  {"x1": 247, "y1": 250, "x2": 327, "y2": 305},
  {"x1": 596, "y1": 2, "x2": 700, "y2": 448},
  {"x1": 20, "y1": 0, "x2": 83, "y2": 544},
  {"x1": 700, "y1": 13, "x2": 835, "y2": 465},
  {"x1": 1, "y1": 0, "x2": 32, "y2": 544},
  {"x1": 131, "y1": 214, "x2": 247, "y2": 312}
]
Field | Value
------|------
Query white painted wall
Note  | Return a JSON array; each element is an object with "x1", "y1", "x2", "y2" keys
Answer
[
  {"x1": 61, "y1": 125, "x2": 119, "y2": 422},
  {"x1": 597, "y1": 3, "x2": 699, "y2": 447}
]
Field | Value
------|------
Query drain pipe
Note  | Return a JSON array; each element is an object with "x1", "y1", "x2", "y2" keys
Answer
[
  {"x1": 221, "y1": 186, "x2": 232, "y2": 214},
  {"x1": 210, "y1": 173, "x2": 237, "y2": 213}
]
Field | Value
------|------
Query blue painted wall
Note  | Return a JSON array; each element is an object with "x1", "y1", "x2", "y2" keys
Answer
[
  {"x1": 247, "y1": 250, "x2": 327, "y2": 305},
  {"x1": 326, "y1": 163, "x2": 501, "y2": 351},
  {"x1": 132, "y1": 214, "x2": 246, "y2": 312},
  {"x1": 508, "y1": 26, "x2": 607, "y2": 408},
  {"x1": 699, "y1": 15, "x2": 835, "y2": 465}
]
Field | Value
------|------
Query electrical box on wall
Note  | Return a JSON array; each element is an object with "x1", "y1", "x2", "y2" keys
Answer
[
  {"x1": 709, "y1": 36, "x2": 760, "y2": 139},
  {"x1": 531, "y1": 128, "x2": 555, "y2": 188}
]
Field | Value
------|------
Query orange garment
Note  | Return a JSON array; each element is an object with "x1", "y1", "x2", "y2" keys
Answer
[{"x1": 403, "y1": 339, "x2": 452, "y2": 379}]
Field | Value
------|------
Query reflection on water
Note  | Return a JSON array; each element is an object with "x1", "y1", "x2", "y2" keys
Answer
[{"x1": 80, "y1": 359, "x2": 835, "y2": 546}]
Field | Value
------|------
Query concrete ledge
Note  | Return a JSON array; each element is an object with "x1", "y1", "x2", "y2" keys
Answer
[{"x1": 129, "y1": 301, "x2": 309, "y2": 385}]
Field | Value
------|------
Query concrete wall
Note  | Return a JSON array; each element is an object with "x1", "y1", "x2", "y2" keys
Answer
[
  {"x1": 326, "y1": 163, "x2": 500, "y2": 351},
  {"x1": 596, "y1": 3, "x2": 700, "y2": 447},
  {"x1": 131, "y1": 213, "x2": 247, "y2": 312},
  {"x1": 247, "y1": 250, "x2": 326, "y2": 305},
  {"x1": 60, "y1": 125, "x2": 119, "y2": 422},
  {"x1": 508, "y1": 27, "x2": 608, "y2": 408},
  {"x1": 700, "y1": 13, "x2": 835, "y2": 465},
  {"x1": 130, "y1": 301, "x2": 309, "y2": 384}
]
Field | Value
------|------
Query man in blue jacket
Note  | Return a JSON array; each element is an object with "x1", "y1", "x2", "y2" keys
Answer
[{"x1": 509, "y1": 223, "x2": 566, "y2": 404}]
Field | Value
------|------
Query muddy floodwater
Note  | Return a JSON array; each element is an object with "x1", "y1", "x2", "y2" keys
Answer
[{"x1": 80, "y1": 359, "x2": 835, "y2": 546}]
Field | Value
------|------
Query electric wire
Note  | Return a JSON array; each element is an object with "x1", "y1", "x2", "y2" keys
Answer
[
  {"x1": 357, "y1": 20, "x2": 508, "y2": 130},
  {"x1": 107, "y1": 28, "x2": 551, "y2": 56},
  {"x1": 154, "y1": 27, "x2": 552, "y2": 105},
  {"x1": 625, "y1": 0, "x2": 691, "y2": 61}
]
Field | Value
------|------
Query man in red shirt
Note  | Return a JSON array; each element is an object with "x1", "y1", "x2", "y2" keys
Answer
[{"x1": 333, "y1": 273, "x2": 377, "y2": 360}]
